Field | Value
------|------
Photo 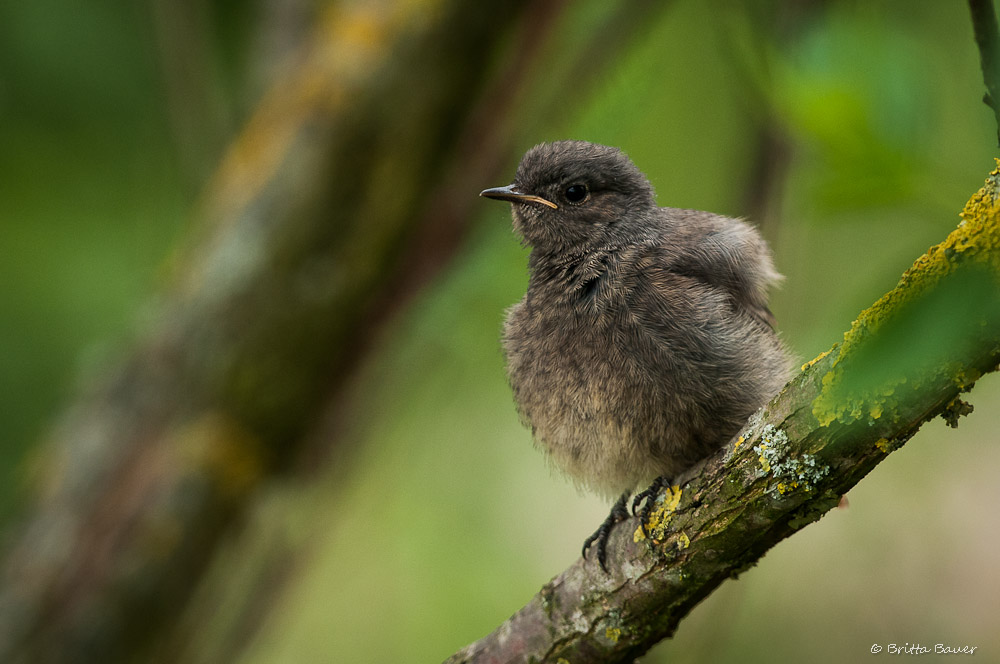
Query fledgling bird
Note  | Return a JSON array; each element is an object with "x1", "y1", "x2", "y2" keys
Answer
[{"x1": 481, "y1": 140, "x2": 794, "y2": 570}]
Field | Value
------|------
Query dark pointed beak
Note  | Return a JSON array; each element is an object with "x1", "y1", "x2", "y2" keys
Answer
[{"x1": 480, "y1": 184, "x2": 558, "y2": 209}]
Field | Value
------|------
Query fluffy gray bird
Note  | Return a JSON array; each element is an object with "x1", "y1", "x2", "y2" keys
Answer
[{"x1": 481, "y1": 140, "x2": 793, "y2": 570}]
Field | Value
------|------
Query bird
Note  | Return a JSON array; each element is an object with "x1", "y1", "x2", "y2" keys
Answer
[{"x1": 480, "y1": 140, "x2": 793, "y2": 571}]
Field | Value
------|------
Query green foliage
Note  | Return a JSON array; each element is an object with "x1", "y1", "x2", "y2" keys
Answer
[{"x1": 0, "y1": 3, "x2": 187, "y2": 516}]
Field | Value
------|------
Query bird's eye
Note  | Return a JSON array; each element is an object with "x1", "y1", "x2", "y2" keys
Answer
[{"x1": 564, "y1": 184, "x2": 589, "y2": 203}]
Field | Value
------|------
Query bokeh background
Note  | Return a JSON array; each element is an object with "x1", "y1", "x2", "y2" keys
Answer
[{"x1": 2, "y1": 1, "x2": 1000, "y2": 662}]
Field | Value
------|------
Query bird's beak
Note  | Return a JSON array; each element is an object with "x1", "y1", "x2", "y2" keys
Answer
[{"x1": 480, "y1": 184, "x2": 558, "y2": 209}]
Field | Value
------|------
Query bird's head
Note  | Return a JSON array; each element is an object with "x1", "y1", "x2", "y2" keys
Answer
[{"x1": 481, "y1": 141, "x2": 656, "y2": 254}]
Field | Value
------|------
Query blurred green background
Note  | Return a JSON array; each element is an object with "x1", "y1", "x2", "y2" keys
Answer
[{"x1": 3, "y1": 1, "x2": 999, "y2": 662}]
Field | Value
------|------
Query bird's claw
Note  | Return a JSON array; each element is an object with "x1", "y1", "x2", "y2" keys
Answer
[
  {"x1": 582, "y1": 492, "x2": 630, "y2": 572},
  {"x1": 631, "y1": 476, "x2": 670, "y2": 539}
]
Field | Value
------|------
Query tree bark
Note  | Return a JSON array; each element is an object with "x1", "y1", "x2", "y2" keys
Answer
[{"x1": 445, "y1": 163, "x2": 1000, "y2": 663}]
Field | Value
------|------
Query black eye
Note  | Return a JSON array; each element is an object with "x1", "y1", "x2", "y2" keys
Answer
[{"x1": 564, "y1": 184, "x2": 589, "y2": 203}]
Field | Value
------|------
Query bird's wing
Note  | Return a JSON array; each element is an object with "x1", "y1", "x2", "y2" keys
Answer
[
  {"x1": 656, "y1": 220, "x2": 780, "y2": 330},
  {"x1": 617, "y1": 233, "x2": 777, "y2": 340}
]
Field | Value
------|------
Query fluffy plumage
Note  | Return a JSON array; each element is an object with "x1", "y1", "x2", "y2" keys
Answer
[{"x1": 483, "y1": 140, "x2": 793, "y2": 565}]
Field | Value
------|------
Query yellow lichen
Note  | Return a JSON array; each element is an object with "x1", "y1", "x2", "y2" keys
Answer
[
  {"x1": 195, "y1": 0, "x2": 436, "y2": 262},
  {"x1": 801, "y1": 349, "x2": 832, "y2": 372},
  {"x1": 176, "y1": 412, "x2": 264, "y2": 498},
  {"x1": 757, "y1": 444, "x2": 771, "y2": 473},
  {"x1": 677, "y1": 532, "x2": 691, "y2": 550},
  {"x1": 874, "y1": 437, "x2": 891, "y2": 453},
  {"x1": 776, "y1": 481, "x2": 800, "y2": 495},
  {"x1": 634, "y1": 485, "x2": 682, "y2": 543},
  {"x1": 955, "y1": 367, "x2": 982, "y2": 391},
  {"x1": 606, "y1": 627, "x2": 622, "y2": 643},
  {"x1": 733, "y1": 435, "x2": 745, "y2": 452}
]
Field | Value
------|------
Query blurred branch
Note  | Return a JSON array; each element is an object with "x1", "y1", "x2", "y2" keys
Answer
[
  {"x1": 969, "y1": 0, "x2": 1000, "y2": 146},
  {"x1": 247, "y1": 0, "x2": 317, "y2": 100},
  {"x1": 446, "y1": 167, "x2": 1000, "y2": 663},
  {"x1": 0, "y1": 1, "x2": 682, "y2": 662},
  {"x1": 0, "y1": 2, "x2": 543, "y2": 661}
]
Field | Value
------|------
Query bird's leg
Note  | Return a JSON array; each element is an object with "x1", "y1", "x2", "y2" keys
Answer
[
  {"x1": 582, "y1": 492, "x2": 630, "y2": 572},
  {"x1": 631, "y1": 475, "x2": 670, "y2": 538}
]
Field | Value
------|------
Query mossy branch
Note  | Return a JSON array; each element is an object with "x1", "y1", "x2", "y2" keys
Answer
[{"x1": 445, "y1": 165, "x2": 1000, "y2": 664}]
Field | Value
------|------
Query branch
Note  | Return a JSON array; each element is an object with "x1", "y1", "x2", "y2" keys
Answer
[
  {"x1": 445, "y1": 165, "x2": 1000, "y2": 664},
  {"x1": 970, "y1": 0, "x2": 1000, "y2": 145}
]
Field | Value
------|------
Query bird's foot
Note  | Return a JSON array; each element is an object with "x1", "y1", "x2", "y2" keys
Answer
[
  {"x1": 631, "y1": 476, "x2": 670, "y2": 539},
  {"x1": 582, "y1": 492, "x2": 630, "y2": 572}
]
